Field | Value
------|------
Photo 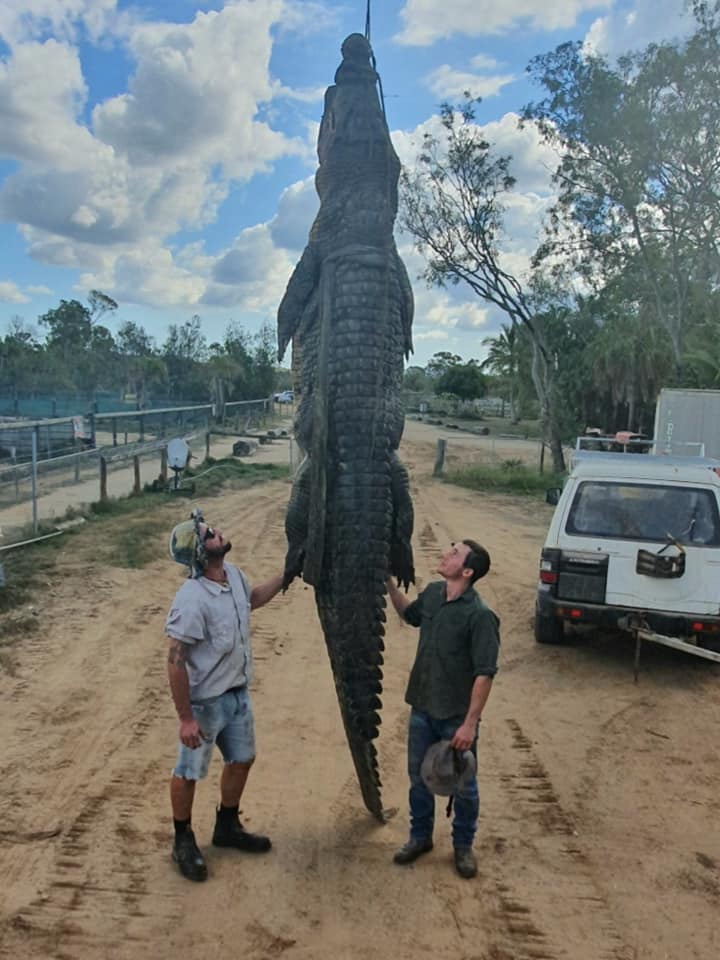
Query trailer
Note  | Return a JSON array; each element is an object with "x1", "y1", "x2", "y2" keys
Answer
[{"x1": 653, "y1": 388, "x2": 720, "y2": 458}]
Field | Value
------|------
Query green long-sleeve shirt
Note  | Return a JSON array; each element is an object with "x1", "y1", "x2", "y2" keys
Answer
[{"x1": 403, "y1": 581, "x2": 500, "y2": 720}]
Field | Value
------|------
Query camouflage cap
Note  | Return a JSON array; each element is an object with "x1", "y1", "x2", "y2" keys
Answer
[{"x1": 169, "y1": 517, "x2": 204, "y2": 577}]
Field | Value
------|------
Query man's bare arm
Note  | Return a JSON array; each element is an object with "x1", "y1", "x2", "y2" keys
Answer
[
  {"x1": 167, "y1": 638, "x2": 201, "y2": 749},
  {"x1": 386, "y1": 576, "x2": 412, "y2": 617},
  {"x1": 451, "y1": 675, "x2": 493, "y2": 751},
  {"x1": 250, "y1": 572, "x2": 284, "y2": 610}
]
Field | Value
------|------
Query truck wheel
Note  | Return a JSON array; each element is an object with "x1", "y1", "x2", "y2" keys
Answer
[{"x1": 534, "y1": 611, "x2": 565, "y2": 645}]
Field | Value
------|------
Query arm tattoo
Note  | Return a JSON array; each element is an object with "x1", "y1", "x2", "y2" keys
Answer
[{"x1": 167, "y1": 639, "x2": 189, "y2": 667}]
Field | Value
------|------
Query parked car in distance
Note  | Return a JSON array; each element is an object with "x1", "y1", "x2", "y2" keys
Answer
[{"x1": 274, "y1": 390, "x2": 294, "y2": 404}]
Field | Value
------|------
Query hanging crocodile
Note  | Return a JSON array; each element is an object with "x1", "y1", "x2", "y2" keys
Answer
[{"x1": 277, "y1": 33, "x2": 415, "y2": 820}]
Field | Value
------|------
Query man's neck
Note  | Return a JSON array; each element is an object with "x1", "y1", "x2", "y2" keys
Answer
[
  {"x1": 203, "y1": 562, "x2": 227, "y2": 583},
  {"x1": 444, "y1": 578, "x2": 471, "y2": 602}
]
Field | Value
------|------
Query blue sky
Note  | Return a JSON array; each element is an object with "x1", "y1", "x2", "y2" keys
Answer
[{"x1": 0, "y1": 1, "x2": 697, "y2": 367}]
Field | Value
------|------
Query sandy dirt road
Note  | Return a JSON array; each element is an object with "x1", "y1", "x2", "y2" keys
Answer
[{"x1": 0, "y1": 421, "x2": 718, "y2": 960}]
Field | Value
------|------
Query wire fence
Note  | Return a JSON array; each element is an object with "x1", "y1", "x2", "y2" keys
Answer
[{"x1": 0, "y1": 398, "x2": 273, "y2": 545}]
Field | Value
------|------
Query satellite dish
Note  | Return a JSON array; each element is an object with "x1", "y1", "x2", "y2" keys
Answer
[{"x1": 167, "y1": 438, "x2": 190, "y2": 470}]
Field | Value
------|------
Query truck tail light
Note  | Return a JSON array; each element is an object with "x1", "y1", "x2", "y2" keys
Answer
[
  {"x1": 692, "y1": 622, "x2": 720, "y2": 633},
  {"x1": 539, "y1": 548, "x2": 561, "y2": 594}
]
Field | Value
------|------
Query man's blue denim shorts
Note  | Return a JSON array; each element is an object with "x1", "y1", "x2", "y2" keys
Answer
[{"x1": 173, "y1": 686, "x2": 255, "y2": 781}]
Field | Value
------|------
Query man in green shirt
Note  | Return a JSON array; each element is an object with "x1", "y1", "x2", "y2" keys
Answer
[{"x1": 386, "y1": 539, "x2": 499, "y2": 879}]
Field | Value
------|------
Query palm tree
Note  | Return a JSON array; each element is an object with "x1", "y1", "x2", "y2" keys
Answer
[
  {"x1": 481, "y1": 324, "x2": 522, "y2": 421},
  {"x1": 591, "y1": 305, "x2": 673, "y2": 431}
]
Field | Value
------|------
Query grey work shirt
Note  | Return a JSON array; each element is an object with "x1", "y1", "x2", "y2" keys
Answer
[
  {"x1": 165, "y1": 563, "x2": 252, "y2": 702},
  {"x1": 403, "y1": 580, "x2": 500, "y2": 720}
]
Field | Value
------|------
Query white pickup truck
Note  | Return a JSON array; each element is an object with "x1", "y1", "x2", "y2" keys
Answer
[{"x1": 535, "y1": 451, "x2": 720, "y2": 662}]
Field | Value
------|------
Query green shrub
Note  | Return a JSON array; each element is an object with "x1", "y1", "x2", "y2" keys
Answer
[{"x1": 444, "y1": 462, "x2": 565, "y2": 497}]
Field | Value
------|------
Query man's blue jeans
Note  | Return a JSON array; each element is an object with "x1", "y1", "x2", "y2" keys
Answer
[{"x1": 407, "y1": 708, "x2": 479, "y2": 849}]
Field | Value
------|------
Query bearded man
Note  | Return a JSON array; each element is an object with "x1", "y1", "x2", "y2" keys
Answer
[{"x1": 165, "y1": 511, "x2": 286, "y2": 882}]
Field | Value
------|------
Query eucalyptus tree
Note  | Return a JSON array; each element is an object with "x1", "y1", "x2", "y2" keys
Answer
[
  {"x1": 400, "y1": 98, "x2": 566, "y2": 470},
  {"x1": 523, "y1": 1, "x2": 720, "y2": 363}
]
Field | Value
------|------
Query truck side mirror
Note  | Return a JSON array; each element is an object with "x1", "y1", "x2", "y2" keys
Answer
[{"x1": 545, "y1": 487, "x2": 561, "y2": 506}]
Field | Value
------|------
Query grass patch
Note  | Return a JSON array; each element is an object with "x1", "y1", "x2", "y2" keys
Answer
[
  {"x1": 0, "y1": 535, "x2": 66, "y2": 613},
  {"x1": 107, "y1": 515, "x2": 170, "y2": 568},
  {"x1": 89, "y1": 459, "x2": 288, "y2": 567},
  {"x1": 412, "y1": 413, "x2": 543, "y2": 440},
  {"x1": 188, "y1": 458, "x2": 288, "y2": 494},
  {"x1": 1, "y1": 614, "x2": 40, "y2": 641},
  {"x1": 444, "y1": 461, "x2": 565, "y2": 497}
]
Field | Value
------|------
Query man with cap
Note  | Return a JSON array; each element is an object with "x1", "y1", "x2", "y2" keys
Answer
[
  {"x1": 165, "y1": 509, "x2": 286, "y2": 882},
  {"x1": 386, "y1": 539, "x2": 499, "y2": 879}
]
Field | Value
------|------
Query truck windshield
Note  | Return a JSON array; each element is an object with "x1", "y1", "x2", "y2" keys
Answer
[{"x1": 566, "y1": 482, "x2": 720, "y2": 546}]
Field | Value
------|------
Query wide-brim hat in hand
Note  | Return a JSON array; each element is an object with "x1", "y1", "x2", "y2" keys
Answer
[{"x1": 420, "y1": 740, "x2": 476, "y2": 796}]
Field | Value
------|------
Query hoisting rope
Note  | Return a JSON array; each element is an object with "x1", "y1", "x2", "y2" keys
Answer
[{"x1": 364, "y1": 0, "x2": 387, "y2": 125}]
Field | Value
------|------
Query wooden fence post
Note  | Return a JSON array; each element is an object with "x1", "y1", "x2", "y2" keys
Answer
[
  {"x1": 133, "y1": 455, "x2": 141, "y2": 495},
  {"x1": 160, "y1": 447, "x2": 168, "y2": 485},
  {"x1": 100, "y1": 456, "x2": 108, "y2": 502},
  {"x1": 433, "y1": 438, "x2": 447, "y2": 477},
  {"x1": 205, "y1": 431, "x2": 211, "y2": 461}
]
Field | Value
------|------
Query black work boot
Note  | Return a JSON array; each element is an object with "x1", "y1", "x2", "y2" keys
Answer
[
  {"x1": 454, "y1": 846, "x2": 477, "y2": 879},
  {"x1": 172, "y1": 828, "x2": 208, "y2": 882},
  {"x1": 212, "y1": 806, "x2": 271, "y2": 853},
  {"x1": 393, "y1": 837, "x2": 433, "y2": 865}
]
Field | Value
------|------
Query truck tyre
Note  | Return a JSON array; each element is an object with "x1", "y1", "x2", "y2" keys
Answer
[{"x1": 534, "y1": 610, "x2": 565, "y2": 645}]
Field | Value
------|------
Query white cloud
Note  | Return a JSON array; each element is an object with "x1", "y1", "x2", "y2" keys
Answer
[
  {"x1": 472, "y1": 54, "x2": 500, "y2": 70},
  {"x1": 79, "y1": 244, "x2": 206, "y2": 309},
  {"x1": 0, "y1": 2, "x2": 310, "y2": 310},
  {"x1": 93, "y1": 4, "x2": 296, "y2": 178},
  {"x1": 271, "y1": 80, "x2": 327, "y2": 105},
  {"x1": 0, "y1": 0, "x2": 120, "y2": 46},
  {"x1": 26, "y1": 284, "x2": 52, "y2": 295},
  {"x1": 394, "y1": 111, "x2": 558, "y2": 198},
  {"x1": 396, "y1": 0, "x2": 612, "y2": 45},
  {"x1": 0, "y1": 40, "x2": 101, "y2": 169},
  {"x1": 268, "y1": 177, "x2": 319, "y2": 251},
  {"x1": 481, "y1": 113, "x2": 559, "y2": 194},
  {"x1": 585, "y1": 0, "x2": 696, "y2": 58},
  {"x1": 0, "y1": 280, "x2": 28, "y2": 303},
  {"x1": 204, "y1": 224, "x2": 296, "y2": 312},
  {"x1": 425, "y1": 64, "x2": 515, "y2": 101}
]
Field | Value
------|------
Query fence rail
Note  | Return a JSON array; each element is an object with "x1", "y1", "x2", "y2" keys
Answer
[{"x1": 0, "y1": 396, "x2": 275, "y2": 543}]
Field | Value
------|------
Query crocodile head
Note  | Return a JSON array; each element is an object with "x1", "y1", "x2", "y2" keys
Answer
[{"x1": 312, "y1": 33, "x2": 400, "y2": 248}]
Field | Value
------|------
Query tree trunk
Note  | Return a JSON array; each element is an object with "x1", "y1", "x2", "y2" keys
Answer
[
  {"x1": 528, "y1": 331, "x2": 566, "y2": 474},
  {"x1": 626, "y1": 389, "x2": 636, "y2": 432}
]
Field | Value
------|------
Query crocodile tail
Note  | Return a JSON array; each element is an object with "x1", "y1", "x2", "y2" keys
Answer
[
  {"x1": 316, "y1": 581, "x2": 387, "y2": 820},
  {"x1": 314, "y1": 455, "x2": 392, "y2": 820}
]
